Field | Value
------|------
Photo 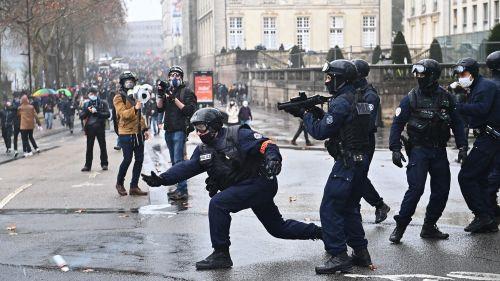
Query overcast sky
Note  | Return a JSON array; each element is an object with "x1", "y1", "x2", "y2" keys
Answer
[{"x1": 124, "y1": 0, "x2": 162, "y2": 22}]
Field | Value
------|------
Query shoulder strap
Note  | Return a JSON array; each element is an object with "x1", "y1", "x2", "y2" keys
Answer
[{"x1": 408, "y1": 88, "x2": 418, "y2": 110}]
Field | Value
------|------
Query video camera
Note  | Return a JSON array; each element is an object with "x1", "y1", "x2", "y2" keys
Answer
[{"x1": 127, "y1": 84, "x2": 153, "y2": 103}]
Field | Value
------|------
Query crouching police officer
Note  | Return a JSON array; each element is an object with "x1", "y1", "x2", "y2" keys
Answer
[
  {"x1": 486, "y1": 51, "x2": 500, "y2": 218},
  {"x1": 454, "y1": 58, "x2": 500, "y2": 232},
  {"x1": 141, "y1": 108, "x2": 322, "y2": 270},
  {"x1": 284, "y1": 59, "x2": 374, "y2": 274},
  {"x1": 389, "y1": 59, "x2": 467, "y2": 243},
  {"x1": 352, "y1": 59, "x2": 391, "y2": 224}
]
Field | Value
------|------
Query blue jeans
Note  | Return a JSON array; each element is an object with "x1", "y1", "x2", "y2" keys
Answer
[
  {"x1": 150, "y1": 116, "x2": 158, "y2": 135},
  {"x1": 117, "y1": 135, "x2": 144, "y2": 188},
  {"x1": 165, "y1": 130, "x2": 187, "y2": 193},
  {"x1": 44, "y1": 112, "x2": 53, "y2": 129}
]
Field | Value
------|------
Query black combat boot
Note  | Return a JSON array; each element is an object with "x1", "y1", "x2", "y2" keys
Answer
[
  {"x1": 420, "y1": 223, "x2": 449, "y2": 239},
  {"x1": 375, "y1": 203, "x2": 390, "y2": 224},
  {"x1": 315, "y1": 252, "x2": 352, "y2": 274},
  {"x1": 195, "y1": 248, "x2": 233, "y2": 270},
  {"x1": 389, "y1": 222, "x2": 407, "y2": 244},
  {"x1": 350, "y1": 248, "x2": 373, "y2": 267},
  {"x1": 466, "y1": 216, "x2": 499, "y2": 233}
]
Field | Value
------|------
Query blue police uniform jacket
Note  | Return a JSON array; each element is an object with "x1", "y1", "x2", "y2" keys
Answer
[{"x1": 354, "y1": 78, "x2": 380, "y2": 134}]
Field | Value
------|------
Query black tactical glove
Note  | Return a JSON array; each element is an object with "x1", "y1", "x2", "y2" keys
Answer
[
  {"x1": 205, "y1": 178, "x2": 218, "y2": 198},
  {"x1": 457, "y1": 146, "x2": 468, "y2": 164},
  {"x1": 307, "y1": 106, "x2": 324, "y2": 119},
  {"x1": 265, "y1": 157, "x2": 282, "y2": 178},
  {"x1": 284, "y1": 107, "x2": 305, "y2": 118},
  {"x1": 141, "y1": 171, "x2": 166, "y2": 187},
  {"x1": 392, "y1": 150, "x2": 406, "y2": 168}
]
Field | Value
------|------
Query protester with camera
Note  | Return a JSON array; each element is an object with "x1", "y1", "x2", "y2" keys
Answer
[
  {"x1": 156, "y1": 66, "x2": 197, "y2": 200},
  {"x1": 79, "y1": 87, "x2": 110, "y2": 172},
  {"x1": 114, "y1": 71, "x2": 149, "y2": 196}
]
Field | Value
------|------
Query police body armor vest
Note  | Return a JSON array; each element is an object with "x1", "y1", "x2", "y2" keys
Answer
[
  {"x1": 198, "y1": 125, "x2": 263, "y2": 191},
  {"x1": 338, "y1": 91, "x2": 371, "y2": 153},
  {"x1": 407, "y1": 87, "x2": 452, "y2": 147}
]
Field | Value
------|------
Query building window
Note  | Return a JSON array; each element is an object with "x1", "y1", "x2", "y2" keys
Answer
[
  {"x1": 484, "y1": 3, "x2": 489, "y2": 25},
  {"x1": 329, "y1": 16, "x2": 344, "y2": 48},
  {"x1": 496, "y1": 1, "x2": 500, "y2": 23},
  {"x1": 263, "y1": 17, "x2": 277, "y2": 49},
  {"x1": 433, "y1": 0, "x2": 438, "y2": 12},
  {"x1": 362, "y1": 16, "x2": 376, "y2": 48},
  {"x1": 421, "y1": 1, "x2": 426, "y2": 14},
  {"x1": 453, "y1": 8, "x2": 457, "y2": 30},
  {"x1": 229, "y1": 17, "x2": 244, "y2": 49},
  {"x1": 411, "y1": 0, "x2": 415, "y2": 16},
  {"x1": 462, "y1": 7, "x2": 467, "y2": 28},
  {"x1": 296, "y1": 17, "x2": 310, "y2": 50},
  {"x1": 472, "y1": 5, "x2": 477, "y2": 26}
]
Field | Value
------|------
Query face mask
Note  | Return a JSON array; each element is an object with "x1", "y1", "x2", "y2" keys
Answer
[
  {"x1": 88, "y1": 95, "x2": 97, "y2": 101},
  {"x1": 230, "y1": 101, "x2": 235, "y2": 106},
  {"x1": 124, "y1": 80, "x2": 135, "y2": 90},
  {"x1": 170, "y1": 77, "x2": 181, "y2": 88},
  {"x1": 417, "y1": 76, "x2": 435, "y2": 91},
  {"x1": 199, "y1": 131, "x2": 217, "y2": 144},
  {"x1": 242, "y1": 101, "x2": 248, "y2": 107},
  {"x1": 458, "y1": 75, "x2": 473, "y2": 88}
]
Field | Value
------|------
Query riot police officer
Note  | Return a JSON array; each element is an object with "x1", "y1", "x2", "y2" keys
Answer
[
  {"x1": 486, "y1": 51, "x2": 500, "y2": 217},
  {"x1": 284, "y1": 59, "x2": 374, "y2": 274},
  {"x1": 141, "y1": 108, "x2": 322, "y2": 270},
  {"x1": 389, "y1": 59, "x2": 467, "y2": 243},
  {"x1": 352, "y1": 59, "x2": 390, "y2": 223},
  {"x1": 455, "y1": 57, "x2": 499, "y2": 232}
]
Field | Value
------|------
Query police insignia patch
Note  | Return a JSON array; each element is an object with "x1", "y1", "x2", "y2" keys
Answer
[
  {"x1": 253, "y1": 133, "x2": 263, "y2": 139},
  {"x1": 368, "y1": 104, "x2": 374, "y2": 111},
  {"x1": 395, "y1": 107, "x2": 401, "y2": 117},
  {"x1": 200, "y1": 154, "x2": 212, "y2": 161},
  {"x1": 326, "y1": 115, "x2": 334, "y2": 124}
]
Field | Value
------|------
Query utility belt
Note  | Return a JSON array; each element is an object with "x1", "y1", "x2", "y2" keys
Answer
[
  {"x1": 473, "y1": 126, "x2": 500, "y2": 140},
  {"x1": 325, "y1": 139, "x2": 365, "y2": 168}
]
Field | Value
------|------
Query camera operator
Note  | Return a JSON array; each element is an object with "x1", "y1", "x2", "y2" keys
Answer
[
  {"x1": 156, "y1": 66, "x2": 197, "y2": 200},
  {"x1": 114, "y1": 71, "x2": 149, "y2": 196},
  {"x1": 79, "y1": 87, "x2": 110, "y2": 172}
]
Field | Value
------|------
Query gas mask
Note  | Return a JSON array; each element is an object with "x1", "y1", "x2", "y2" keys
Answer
[
  {"x1": 169, "y1": 77, "x2": 182, "y2": 88},
  {"x1": 458, "y1": 74, "x2": 473, "y2": 88},
  {"x1": 195, "y1": 123, "x2": 218, "y2": 144}
]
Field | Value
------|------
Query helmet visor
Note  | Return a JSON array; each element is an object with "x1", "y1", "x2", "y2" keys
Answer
[
  {"x1": 322, "y1": 62, "x2": 330, "y2": 72},
  {"x1": 411, "y1": 64, "x2": 426, "y2": 74},
  {"x1": 453, "y1": 65, "x2": 465, "y2": 74},
  {"x1": 194, "y1": 123, "x2": 208, "y2": 134}
]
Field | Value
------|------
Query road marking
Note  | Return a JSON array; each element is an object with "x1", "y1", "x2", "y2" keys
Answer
[
  {"x1": 72, "y1": 182, "x2": 104, "y2": 188},
  {"x1": 345, "y1": 274, "x2": 453, "y2": 281},
  {"x1": 139, "y1": 204, "x2": 177, "y2": 216},
  {"x1": 0, "y1": 183, "x2": 33, "y2": 209},
  {"x1": 447, "y1": 272, "x2": 500, "y2": 281}
]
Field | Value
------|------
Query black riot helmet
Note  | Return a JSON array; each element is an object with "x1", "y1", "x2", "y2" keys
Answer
[
  {"x1": 168, "y1": 65, "x2": 184, "y2": 78},
  {"x1": 411, "y1": 59, "x2": 441, "y2": 91},
  {"x1": 486, "y1": 51, "x2": 500, "y2": 72},
  {"x1": 322, "y1": 59, "x2": 358, "y2": 95},
  {"x1": 351, "y1": 59, "x2": 370, "y2": 79},
  {"x1": 453, "y1": 57, "x2": 479, "y2": 77},
  {"x1": 119, "y1": 71, "x2": 137, "y2": 90},
  {"x1": 190, "y1": 108, "x2": 226, "y2": 144}
]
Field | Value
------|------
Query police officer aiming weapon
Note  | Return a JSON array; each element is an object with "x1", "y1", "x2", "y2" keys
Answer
[{"x1": 277, "y1": 91, "x2": 330, "y2": 113}]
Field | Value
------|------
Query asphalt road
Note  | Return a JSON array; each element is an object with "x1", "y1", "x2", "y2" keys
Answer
[{"x1": 0, "y1": 122, "x2": 498, "y2": 281}]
